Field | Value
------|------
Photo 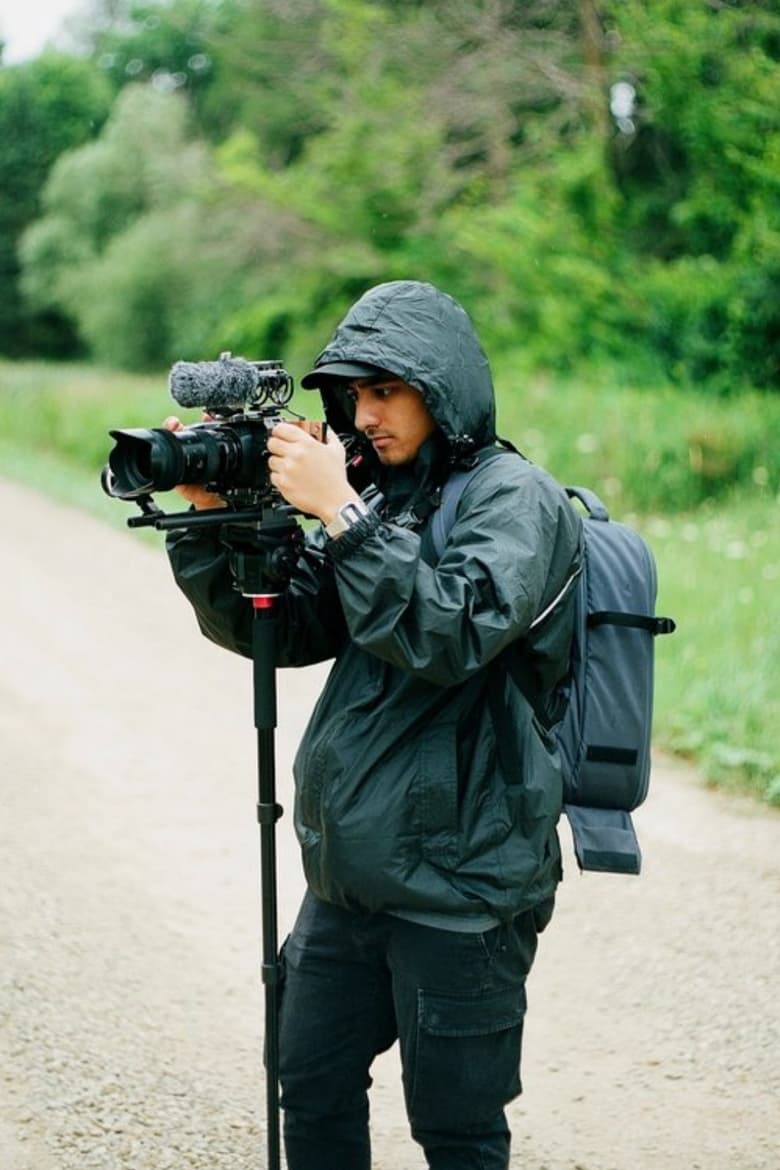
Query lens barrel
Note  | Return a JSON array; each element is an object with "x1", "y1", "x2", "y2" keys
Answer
[{"x1": 104, "y1": 425, "x2": 231, "y2": 500}]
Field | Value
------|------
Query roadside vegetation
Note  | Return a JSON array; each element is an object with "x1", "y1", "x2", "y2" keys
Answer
[{"x1": 1, "y1": 357, "x2": 777, "y2": 806}]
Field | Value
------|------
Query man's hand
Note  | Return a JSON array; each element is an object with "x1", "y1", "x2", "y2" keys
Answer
[
  {"x1": 267, "y1": 422, "x2": 360, "y2": 524},
  {"x1": 162, "y1": 416, "x2": 225, "y2": 511}
]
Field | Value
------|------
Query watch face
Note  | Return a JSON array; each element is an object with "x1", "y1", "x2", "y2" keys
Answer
[
  {"x1": 340, "y1": 502, "x2": 366, "y2": 526},
  {"x1": 326, "y1": 500, "x2": 368, "y2": 538}
]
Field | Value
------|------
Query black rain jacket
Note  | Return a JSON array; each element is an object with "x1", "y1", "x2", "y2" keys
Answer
[{"x1": 167, "y1": 281, "x2": 581, "y2": 922}]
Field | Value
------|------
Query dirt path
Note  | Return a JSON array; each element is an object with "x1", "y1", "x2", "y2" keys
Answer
[{"x1": 1, "y1": 478, "x2": 778, "y2": 1170}]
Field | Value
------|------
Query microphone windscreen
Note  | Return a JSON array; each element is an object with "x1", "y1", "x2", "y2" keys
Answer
[{"x1": 169, "y1": 358, "x2": 259, "y2": 409}]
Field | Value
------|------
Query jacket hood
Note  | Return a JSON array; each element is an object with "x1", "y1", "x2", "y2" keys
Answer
[{"x1": 305, "y1": 281, "x2": 497, "y2": 456}]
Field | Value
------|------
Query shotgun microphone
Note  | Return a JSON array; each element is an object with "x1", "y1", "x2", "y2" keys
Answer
[{"x1": 168, "y1": 353, "x2": 293, "y2": 412}]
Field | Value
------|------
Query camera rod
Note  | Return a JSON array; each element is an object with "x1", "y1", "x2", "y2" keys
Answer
[{"x1": 124, "y1": 497, "x2": 299, "y2": 532}]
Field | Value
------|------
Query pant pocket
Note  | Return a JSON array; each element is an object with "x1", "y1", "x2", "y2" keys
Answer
[{"x1": 407, "y1": 984, "x2": 527, "y2": 1133}]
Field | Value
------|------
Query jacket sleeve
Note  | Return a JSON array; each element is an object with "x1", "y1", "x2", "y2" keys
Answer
[
  {"x1": 327, "y1": 460, "x2": 580, "y2": 687},
  {"x1": 165, "y1": 524, "x2": 348, "y2": 666}
]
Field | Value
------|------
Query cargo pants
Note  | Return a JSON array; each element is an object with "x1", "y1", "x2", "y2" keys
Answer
[{"x1": 277, "y1": 890, "x2": 545, "y2": 1170}]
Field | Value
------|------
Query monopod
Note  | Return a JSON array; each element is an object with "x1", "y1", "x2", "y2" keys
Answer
[{"x1": 222, "y1": 523, "x2": 302, "y2": 1170}]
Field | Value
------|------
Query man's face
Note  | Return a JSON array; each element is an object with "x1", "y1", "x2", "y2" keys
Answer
[{"x1": 346, "y1": 374, "x2": 437, "y2": 466}]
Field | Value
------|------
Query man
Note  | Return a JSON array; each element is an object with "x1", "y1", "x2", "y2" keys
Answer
[{"x1": 166, "y1": 280, "x2": 581, "y2": 1170}]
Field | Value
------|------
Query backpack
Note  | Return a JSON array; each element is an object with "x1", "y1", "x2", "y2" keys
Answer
[{"x1": 431, "y1": 456, "x2": 676, "y2": 876}]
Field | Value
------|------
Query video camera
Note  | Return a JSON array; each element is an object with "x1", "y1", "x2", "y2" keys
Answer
[
  {"x1": 101, "y1": 352, "x2": 373, "y2": 590},
  {"x1": 101, "y1": 354, "x2": 299, "y2": 523}
]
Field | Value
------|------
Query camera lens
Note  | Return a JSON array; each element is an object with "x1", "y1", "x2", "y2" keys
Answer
[
  {"x1": 104, "y1": 428, "x2": 186, "y2": 498},
  {"x1": 103, "y1": 419, "x2": 268, "y2": 502}
]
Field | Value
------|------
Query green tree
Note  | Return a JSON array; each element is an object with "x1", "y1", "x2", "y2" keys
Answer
[
  {"x1": 0, "y1": 53, "x2": 111, "y2": 355},
  {"x1": 85, "y1": 0, "x2": 225, "y2": 119},
  {"x1": 20, "y1": 82, "x2": 321, "y2": 368},
  {"x1": 20, "y1": 83, "x2": 215, "y2": 365},
  {"x1": 209, "y1": 0, "x2": 596, "y2": 361},
  {"x1": 13, "y1": 0, "x2": 779, "y2": 387},
  {"x1": 604, "y1": 0, "x2": 780, "y2": 387},
  {"x1": 606, "y1": 0, "x2": 779, "y2": 257},
  {"x1": 83, "y1": 0, "x2": 333, "y2": 160}
]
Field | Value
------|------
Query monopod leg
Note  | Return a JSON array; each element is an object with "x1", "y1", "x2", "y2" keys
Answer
[{"x1": 252, "y1": 595, "x2": 283, "y2": 1170}]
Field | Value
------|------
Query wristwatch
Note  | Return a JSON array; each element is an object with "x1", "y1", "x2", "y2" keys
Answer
[{"x1": 324, "y1": 499, "x2": 370, "y2": 539}]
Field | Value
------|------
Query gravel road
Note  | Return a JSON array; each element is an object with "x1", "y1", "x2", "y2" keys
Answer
[{"x1": 1, "y1": 478, "x2": 778, "y2": 1170}]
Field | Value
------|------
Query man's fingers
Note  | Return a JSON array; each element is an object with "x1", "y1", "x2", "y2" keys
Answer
[{"x1": 272, "y1": 420, "x2": 307, "y2": 438}]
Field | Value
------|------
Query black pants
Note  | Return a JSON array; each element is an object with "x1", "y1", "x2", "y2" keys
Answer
[{"x1": 278, "y1": 891, "x2": 543, "y2": 1170}]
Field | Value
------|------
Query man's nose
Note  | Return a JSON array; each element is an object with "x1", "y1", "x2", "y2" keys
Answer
[{"x1": 354, "y1": 398, "x2": 380, "y2": 432}]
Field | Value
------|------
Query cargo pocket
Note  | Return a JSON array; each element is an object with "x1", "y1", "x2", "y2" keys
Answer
[{"x1": 407, "y1": 984, "x2": 526, "y2": 1132}]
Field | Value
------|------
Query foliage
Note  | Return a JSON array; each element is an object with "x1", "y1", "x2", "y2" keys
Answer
[
  {"x1": 18, "y1": 84, "x2": 300, "y2": 368},
  {"x1": 86, "y1": 0, "x2": 222, "y2": 110},
  {"x1": 605, "y1": 0, "x2": 780, "y2": 388},
  {"x1": 4, "y1": 0, "x2": 780, "y2": 389},
  {"x1": 189, "y1": 0, "x2": 587, "y2": 171},
  {"x1": 606, "y1": 0, "x2": 780, "y2": 256},
  {"x1": 0, "y1": 53, "x2": 112, "y2": 355},
  {"x1": 397, "y1": 145, "x2": 627, "y2": 366},
  {"x1": 19, "y1": 85, "x2": 199, "y2": 365}
]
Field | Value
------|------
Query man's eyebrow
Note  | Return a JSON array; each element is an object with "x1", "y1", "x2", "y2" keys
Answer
[{"x1": 350, "y1": 374, "x2": 399, "y2": 389}]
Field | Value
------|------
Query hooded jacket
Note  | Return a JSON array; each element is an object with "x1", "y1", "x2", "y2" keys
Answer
[{"x1": 167, "y1": 281, "x2": 581, "y2": 922}]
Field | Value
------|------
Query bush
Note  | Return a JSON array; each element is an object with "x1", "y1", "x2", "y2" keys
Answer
[{"x1": 493, "y1": 367, "x2": 780, "y2": 515}]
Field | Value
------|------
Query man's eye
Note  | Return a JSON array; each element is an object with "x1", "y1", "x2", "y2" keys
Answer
[{"x1": 375, "y1": 385, "x2": 394, "y2": 399}]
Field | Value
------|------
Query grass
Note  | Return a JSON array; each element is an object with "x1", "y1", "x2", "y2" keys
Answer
[
  {"x1": 1, "y1": 357, "x2": 778, "y2": 805},
  {"x1": 643, "y1": 498, "x2": 780, "y2": 806},
  {"x1": 492, "y1": 358, "x2": 780, "y2": 515}
]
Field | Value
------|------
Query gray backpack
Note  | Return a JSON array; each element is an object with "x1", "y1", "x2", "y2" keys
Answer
[{"x1": 431, "y1": 459, "x2": 676, "y2": 876}]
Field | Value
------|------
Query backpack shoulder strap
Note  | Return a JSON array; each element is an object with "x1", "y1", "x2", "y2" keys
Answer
[
  {"x1": 430, "y1": 445, "x2": 514, "y2": 560},
  {"x1": 431, "y1": 448, "x2": 582, "y2": 727}
]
